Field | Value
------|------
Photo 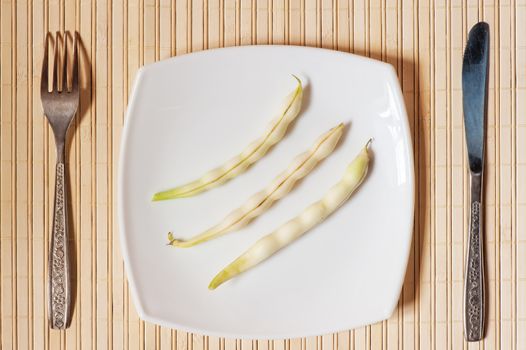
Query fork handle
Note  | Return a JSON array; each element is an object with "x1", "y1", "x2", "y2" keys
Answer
[
  {"x1": 464, "y1": 172, "x2": 485, "y2": 341},
  {"x1": 48, "y1": 160, "x2": 71, "y2": 329}
]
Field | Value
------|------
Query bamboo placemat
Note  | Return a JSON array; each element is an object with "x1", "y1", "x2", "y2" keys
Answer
[{"x1": 0, "y1": 1, "x2": 524, "y2": 349}]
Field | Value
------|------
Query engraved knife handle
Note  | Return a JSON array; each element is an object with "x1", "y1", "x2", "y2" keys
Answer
[
  {"x1": 464, "y1": 172, "x2": 485, "y2": 341},
  {"x1": 48, "y1": 161, "x2": 71, "y2": 329}
]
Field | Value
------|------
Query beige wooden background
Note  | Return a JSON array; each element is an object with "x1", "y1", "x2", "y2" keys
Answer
[{"x1": 0, "y1": 0, "x2": 525, "y2": 349}]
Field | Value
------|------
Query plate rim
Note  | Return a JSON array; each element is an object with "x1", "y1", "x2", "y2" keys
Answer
[{"x1": 118, "y1": 44, "x2": 415, "y2": 339}]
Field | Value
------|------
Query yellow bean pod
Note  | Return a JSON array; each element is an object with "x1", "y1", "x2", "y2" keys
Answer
[
  {"x1": 152, "y1": 77, "x2": 303, "y2": 201},
  {"x1": 168, "y1": 123, "x2": 344, "y2": 248},
  {"x1": 208, "y1": 139, "x2": 372, "y2": 290}
]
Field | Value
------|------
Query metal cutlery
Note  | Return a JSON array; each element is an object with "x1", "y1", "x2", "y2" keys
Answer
[
  {"x1": 40, "y1": 31, "x2": 79, "y2": 329},
  {"x1": 462, "y1": 21, "x2": 489, "y2": 342}
]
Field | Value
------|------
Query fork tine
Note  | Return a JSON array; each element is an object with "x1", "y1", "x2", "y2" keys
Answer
[
  {"x1": 41, "y1": 33, "x2": 50, "y2": 93},
  {"x1": 62, "y1": 31, "x2": 69, "y2": 92},
  {"x1": 71, "y1": 32, "x2": 79, "y2": 92},
  {"x1": 52, "y1": 31, "x2": 60, "y2": 92}
]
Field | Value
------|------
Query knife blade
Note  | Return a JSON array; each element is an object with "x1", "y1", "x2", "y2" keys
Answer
[
  {"x1": 462, "y1": 21, "x2": 489, "y2": 342},
  {"x1": 463, "y1": 22, "x2": 489, "y2": 174}
]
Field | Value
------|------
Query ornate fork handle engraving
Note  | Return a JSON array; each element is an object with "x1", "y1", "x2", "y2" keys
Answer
[
  {"x1": 464, "y1": 173, "x2": 485, "y2": 341},
  {"x1": 49, "y1": 162, "x2": 71, "y2": 329}
]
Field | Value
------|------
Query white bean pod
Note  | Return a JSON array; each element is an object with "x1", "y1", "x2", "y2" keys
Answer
[
  {"x1": 168, "y1": 123, "x2": 344, "y2": 247},
  {"x1": 208, "y1": 139, "x2": 372, "y2": 290},
  {"x1": 152, "y1": 76, "x2": 303, "y2": 200}
]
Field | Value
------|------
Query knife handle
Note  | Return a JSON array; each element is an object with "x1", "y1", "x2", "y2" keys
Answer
[{"x1": 464, "y1": 172, "x2": 485, "y2": 341}]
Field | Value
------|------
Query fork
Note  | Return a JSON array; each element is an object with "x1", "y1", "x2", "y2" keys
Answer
[{"x1": 40, "y1": 31, "x2": 79, "y2": 329}]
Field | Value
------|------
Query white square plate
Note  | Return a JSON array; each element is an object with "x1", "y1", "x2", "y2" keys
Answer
[{"x1": 119, "y1": 46, "x2": 414, "y2": 339}]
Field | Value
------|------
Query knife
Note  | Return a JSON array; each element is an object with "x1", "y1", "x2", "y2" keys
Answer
[{"x1": 462, "y1": 21, "x2": 489, "y2": 342}]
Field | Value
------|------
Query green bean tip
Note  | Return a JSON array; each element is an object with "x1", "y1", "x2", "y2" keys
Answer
[
  {"x1": 290, "y1": 74, "x2": 302, "y2": 85},
  {"x1": 167, "y1": 232, "x2": 176, "y2": 246}
]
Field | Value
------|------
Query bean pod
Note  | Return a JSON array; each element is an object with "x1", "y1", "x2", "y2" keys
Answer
[
  {"x1": 153, "y1": 77, "x2": 303, "y2": 200},
  {"x1": 168, "y1": 123, "x2": 344, "y2": 247},
  {"x1": 208, "y1": 139, "x2": 372, "y2": 290}
]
